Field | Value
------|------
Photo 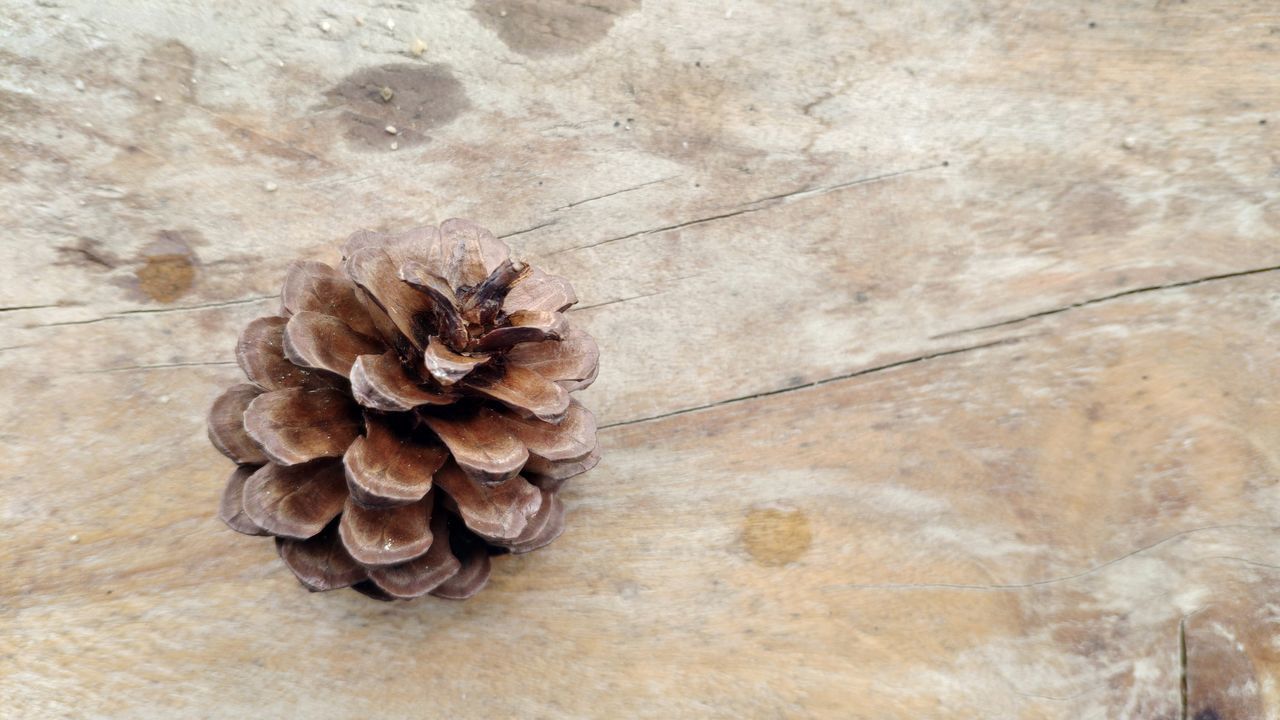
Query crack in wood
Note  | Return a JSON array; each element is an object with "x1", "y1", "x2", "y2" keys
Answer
[
  {"x1": 750, "y1": 161, "x2": 948, "y2": 205},
  {"x1": 932, "y1": 263, "x2": 1280, "y2": 338},
  {"x1": 499, "y1": 219, "x2": 558, "y2": 240},
  {"x1": 600, "y1": 336, "x2": 1018, "y2": 430},
  {"x1": 0, "y1": 303, "x2": 63, "y2": 313},
  {"x1": 31, "y1": 295, "x2": 276, "y2": 328},
  {"x1": 593, "y1": 258, "x2": 1280, "y2": 432},
  {"x1": 74, "y1": 360, "x2": 238, "y2": 374},
  {"x1": 550, "y1": 206, "x2": 764, "y2": 256},
  {"x1": 551, "y1": 175, "x2": 678, "y2": 212},
  {"x1": 113, "y1": 295, "x2": 277, "y2": 316},
  {"x1": 1180, "y1": 616, "x2": 1189, "y2": 720},
  {"x1": 550, "y1": 161, "x2": 946, "y2": 256},
  {"x1": 1202, "y1": 555, "x2": 1280, "y2": 571},
  {"x1": 572, "y1": 289, "x2": 665, "y2": 311}
]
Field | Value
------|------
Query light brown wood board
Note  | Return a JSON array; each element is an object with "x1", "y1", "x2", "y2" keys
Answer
[{"x1": 2, "y1": 1, "x2": 1279, "y2": 718}]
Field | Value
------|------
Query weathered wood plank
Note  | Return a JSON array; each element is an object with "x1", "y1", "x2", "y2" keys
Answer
[
  {"x1": 2, "y1": 0, "x2": 1278, "y2": 718},
  {"x1": 7, "y1": 274, "x2": 1279, "y2": 717},
  {"x1": 3, "y1": 0, "x2": 1278, "y2": 424}
]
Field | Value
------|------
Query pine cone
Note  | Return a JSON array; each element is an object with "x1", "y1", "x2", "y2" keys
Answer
[{"x1": 208, "y1": 219, "x2": 600, "y2": 600}]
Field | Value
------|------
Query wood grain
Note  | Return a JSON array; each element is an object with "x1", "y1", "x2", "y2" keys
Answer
[{"x1": 1, "y1": 0, "x2": 1278, "y2": 718}]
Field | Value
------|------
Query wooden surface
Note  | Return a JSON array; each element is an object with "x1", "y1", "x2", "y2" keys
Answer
[{"x1": 3, "y1": 1, "x2": 1279, "y2": 717}]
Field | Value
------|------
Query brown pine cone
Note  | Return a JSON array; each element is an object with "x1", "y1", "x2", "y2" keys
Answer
[{"x1": 207, "y1": 219, "x2": 600, "y2": 600}]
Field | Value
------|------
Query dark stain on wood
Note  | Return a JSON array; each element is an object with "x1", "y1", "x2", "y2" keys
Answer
[
  {"x1": 136, "y1": 254, "x2": 195, "y2": 303},
  {"x1": 620, "y1": 54, "x2": 768, "y2": 168},
  {"x1": 742, "y1": 506, "x2": 812, "y2": 566},
  {"x1": 324, "y1": 64, "x2": 469, "y2": 151},
  {"x1": 472, "y1": 0, "x2": 639, "y2": 56},
  {"x1": 137, "y1": 40, "x2": 196, "y2": 103},
  {"x1": 133, "y1": 231, "x2": 198, "y2": 303}
]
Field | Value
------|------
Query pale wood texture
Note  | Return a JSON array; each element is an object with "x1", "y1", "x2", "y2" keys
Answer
[{"x1": 3, "y1": 1, "x2": 1279, "y2": 718}]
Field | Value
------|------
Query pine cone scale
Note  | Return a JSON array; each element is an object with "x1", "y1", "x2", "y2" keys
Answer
[
  {"x1": 559, "y1": 360, "x2": 600, "y2": 393},
  {"x1": 466, "y1": 364, "x2": 570, "y2": 423},
  {"x1": 504, "y1": 489, "x2": 565, "y2": 554},
  {"x1": 344, "y1": 247, "x2": 445, "y2": 349},
  {"x1": 502, "y1": 267, "x2": 577, "y2": 314},
  {"x1": 280, "y1": 260, "x2": 380, "y2": 340},
  {"x1": 342, "y1": 416, "x2": 444, "y2": 508},
  {"x1": 437, "y1": 217, "x2": 511, "y2": 290},
  {"x1": 398, "y1": 261, "x2": 469, "y2": 349},
  {"x1": 427, "y1": 535, "x2": 491, "y2": 600},
  {"x1": 338, "y1": 493, "x2": 435, "y2": 566},
  {"x1": 501, "y1": 399, "x2": 597, "y2": 463},
  {"x1": 208, "y1": 383, "x2": 269, "y2": 465},
  {"x1": 243, "y1": 387, "x2": 361, "y2": 466},
  {"x1": 349, "y1": 350, "x2": 451, "y2": 411},
  {"x1": 421, "y1": 409, "x2": 529, "y2": 484},
  {"x1": 281, "y1": 310, "x2": 384, "y2": 377},
  {"x1": 241, "y1": 459, "x2": 347, "y2": 539},
  {"x1": 276, "y1": 522, "x2": 366, "y2": 592},
  {"x1": 218, "y1": 465, "x2": 269, "y2": 536},
  {"x1": 472, "y1": 310, "x2": 567, "y2": 351},
  {"x1": 433, "y1": 460, "x2": 542, "y2": 541},
  {"x1": 422, "y1": 337, "x2": 488, "y2": 385},
  {"x1": 366, "y1": 511, "x2": 462, "y2": 598},
  {"x1": 504, "y1": 323, "x2": 599, "y2": 387},
  {"x1": 525, "y1": 447, "x2": 602, "y2": 492},
  {"x1": 210, "y1": 219, "x2": 600, "y2": 600},
  {"x1": 236, "y1": 316, "x2": 338, "y2": 391}
]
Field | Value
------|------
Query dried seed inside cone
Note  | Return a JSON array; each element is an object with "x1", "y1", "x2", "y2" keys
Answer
[{"x1": 208, "y1": 219, "x2": 600, "y2": 600}]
